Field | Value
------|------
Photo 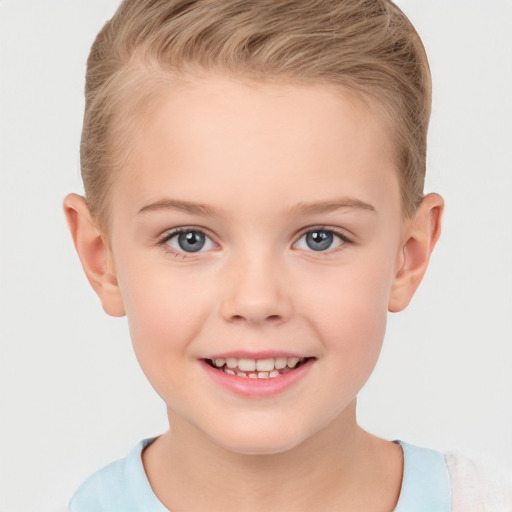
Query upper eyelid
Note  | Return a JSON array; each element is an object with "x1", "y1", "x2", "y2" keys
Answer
[
  {"x1": 158, "y1": 226, "x2": 212, "y2": 242},
  {"x1": 294, "y1": 226, "x2": 352, "y2": 242}
]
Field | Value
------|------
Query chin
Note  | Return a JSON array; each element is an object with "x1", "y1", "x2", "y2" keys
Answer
[{"x1": 205, "y1": 418, "x2": 314, "y2": 456}]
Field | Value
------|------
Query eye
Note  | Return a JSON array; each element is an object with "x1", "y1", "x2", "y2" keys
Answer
[
  {"x1": 162, "y1": 228, "x2": 216, "y2": 254},
  {"x1": 295, "y1": 229, "x2": 348, "y2": 252}
]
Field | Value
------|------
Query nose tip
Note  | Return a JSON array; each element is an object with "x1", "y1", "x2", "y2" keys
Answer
[{"x1": 220, "y1": 258, "x2": 292, "y2": 326}]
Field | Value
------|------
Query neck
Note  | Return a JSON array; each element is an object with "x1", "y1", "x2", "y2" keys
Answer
[{"x1": 142, "y1": 403, "x2": 403, "y2": 512}]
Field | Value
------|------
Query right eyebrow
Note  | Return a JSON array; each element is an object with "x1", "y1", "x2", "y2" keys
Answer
[
  {"x1": 288, "y1": 198, "x2": 377, "y2": 216},
  {"x1": 137, "y1": 199, "x2": 220, "y2": 216}
]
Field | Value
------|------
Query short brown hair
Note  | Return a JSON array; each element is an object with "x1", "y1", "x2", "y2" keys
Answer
[{"x1": 81, "y1": 0, "x2": 431, "y2": 229}]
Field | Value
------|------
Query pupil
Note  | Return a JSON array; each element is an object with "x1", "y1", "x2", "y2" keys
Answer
[
  {"x1": 178, "y1": 231, "x2": 205, "y2": 252},
  {"x1": 306, "y1": 231, "x2": 333, "y2": 251}
]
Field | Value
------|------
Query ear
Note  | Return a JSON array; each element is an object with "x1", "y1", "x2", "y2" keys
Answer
[
  {"x1": 388, "y1": 193, "x2": 444, "y2": 312},
  {"x1": 63, "y1": 194, "x2": 125, "y2": 317}
]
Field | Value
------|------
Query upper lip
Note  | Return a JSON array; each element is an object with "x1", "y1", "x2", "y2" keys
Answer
[{"x1": 201, "y1": 351, "x2": 311, "y2": 360}]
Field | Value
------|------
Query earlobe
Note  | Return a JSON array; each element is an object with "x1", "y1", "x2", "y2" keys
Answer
[
  {"x1": 388, "y1": 193, "x2": 444, "y2": 312},
  {"x1": 63, "y1": 194, "x2": 125, "y2": 317}
]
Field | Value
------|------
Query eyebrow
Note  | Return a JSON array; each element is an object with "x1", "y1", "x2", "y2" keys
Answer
[
  {"x1": 137, "y1": 197, "x2": 376, "y2": 217},
  {"x1": 288, "y1": 198, "x2": 376, "y2": 216},
  {"x1": 137, "y1": 199, "x2": 219, "y2": 216}
]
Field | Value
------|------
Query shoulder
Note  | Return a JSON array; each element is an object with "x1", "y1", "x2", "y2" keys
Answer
[
  {"x1": 69, "y1": 456, "x2": 130, "y2": 511},
  {"x1": 394, "y1": 441, "x2": 512, "y2": 512},
  {"x1": 69, "y1": 438, "x2": 163, "y2": 512},
  {"x1": 394, "y1": 441, "x2": 452, "y2": 512},
  {"x1": 445, "y1": 451, "x2": 512, "y2": 512}
]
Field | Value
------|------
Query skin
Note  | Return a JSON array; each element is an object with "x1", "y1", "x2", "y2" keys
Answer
[{"x1": 64, "y1": 74, "x2": 443, "y2": 512}]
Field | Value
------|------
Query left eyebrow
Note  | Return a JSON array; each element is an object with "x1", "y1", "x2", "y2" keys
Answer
[
  {"x1": 137, "y1": 199, "x2": 220, "y2": 216},
  {"x1": 288, "y1": 198, "x2": 377, "y2": 216}
]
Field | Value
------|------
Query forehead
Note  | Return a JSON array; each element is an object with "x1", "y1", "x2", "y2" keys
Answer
[{"x1": 111, "y1": 74, "x2": 400, "y2": 223}]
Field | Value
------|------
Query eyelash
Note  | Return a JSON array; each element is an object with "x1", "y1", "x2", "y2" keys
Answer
[{"x1": 157, "y1": 226, "x2": 352, "y2": 258}]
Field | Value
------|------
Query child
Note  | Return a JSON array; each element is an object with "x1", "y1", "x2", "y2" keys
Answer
[{"x1": 63, "y1": 0, "x2": 511, "y2": 510}]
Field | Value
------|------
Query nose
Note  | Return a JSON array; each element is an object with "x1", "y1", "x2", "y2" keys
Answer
[{"x1": 220, "y1": 251, "x2": 293, "y2": 326}]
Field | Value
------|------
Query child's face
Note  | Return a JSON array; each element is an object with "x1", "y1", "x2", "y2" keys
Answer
[{"x1": 103, "y1": 75, "x2": 407, "y2": 454}]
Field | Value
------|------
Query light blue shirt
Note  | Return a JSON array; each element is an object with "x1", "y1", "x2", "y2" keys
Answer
[{"x1": 69, "y1": 439, "x2": 452, "y2": 511}]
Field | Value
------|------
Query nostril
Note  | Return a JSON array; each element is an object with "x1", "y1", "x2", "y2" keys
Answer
[{"x1": 228, "y1": 313, "x2": 282, "y2": 324}]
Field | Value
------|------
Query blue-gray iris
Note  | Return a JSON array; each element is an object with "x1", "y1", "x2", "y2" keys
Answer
[
  {"x1": 178, "y1": 231, "x2": 205, "y2": 252},
  {"x1": 306, "y1": 231, "x2": 333, "y2": 251}
]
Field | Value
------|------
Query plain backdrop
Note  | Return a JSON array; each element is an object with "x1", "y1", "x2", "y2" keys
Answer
[{"x1": 1, "y1": 1, "x2": 511, "y2": 510}]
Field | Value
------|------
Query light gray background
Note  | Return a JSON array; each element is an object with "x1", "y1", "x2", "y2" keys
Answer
[{"x1": 1, "y1": 1, "x2": 511, "y2": 510}]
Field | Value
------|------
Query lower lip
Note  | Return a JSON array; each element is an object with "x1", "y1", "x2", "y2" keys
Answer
[{"x1": 200, "y1": 359, "x2": 314, "y2": 398}]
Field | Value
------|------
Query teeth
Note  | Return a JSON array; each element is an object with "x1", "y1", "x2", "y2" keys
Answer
[
  {"x1": 226, "y1": 358, "x2": 238, "y2": 369},
  {"x1": 238, "y1": 358, "x2": 256, "y2": 372},
  {"x1": 274, "y1": 357, "x2": 287, "y2": 369},
  {"x1": 287, "y1": 357, "x2": 300, "y2": 368},
  {"x1": 211, "y1": 356, "x2": 306, "y2": 377},
  {"x1": 256, "y1": 359, "x2": 274, "y2": 371}
]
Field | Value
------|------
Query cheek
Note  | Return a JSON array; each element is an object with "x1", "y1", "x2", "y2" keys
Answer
[
  {"x1": 296, "y1": 255, "x2": 395, "y2": 358},
  {"x1": 115, "y1": 258, "x2": 210, "y2": 376},
  {"x1": 300, "y1": 275, "x2": 390, "y2": 405}
]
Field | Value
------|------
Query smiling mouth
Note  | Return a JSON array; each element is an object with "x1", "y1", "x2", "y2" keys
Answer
[{"x1": 204, "y1": 356, "x2": 311, "y2": 379}]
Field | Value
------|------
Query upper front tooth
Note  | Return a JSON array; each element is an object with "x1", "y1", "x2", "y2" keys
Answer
[
  {"x1": 214, "y1": 358, "x2": 226, "y2": 367},
  {"x1": 256, "y1": 358, "x2": 274, "y2": 371},
  {"x1": 238, "y1": 358, "x2": 256, "y2": 372},
  {"x1": 287, "y1": 357, "x2": 300, "y2": 368},
  {"x1": 274, "y1": 357, "x2": 287, "y2": 370},
  {"x1": 226, "y1": 358, "x2": 238, "y2": 369}
]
